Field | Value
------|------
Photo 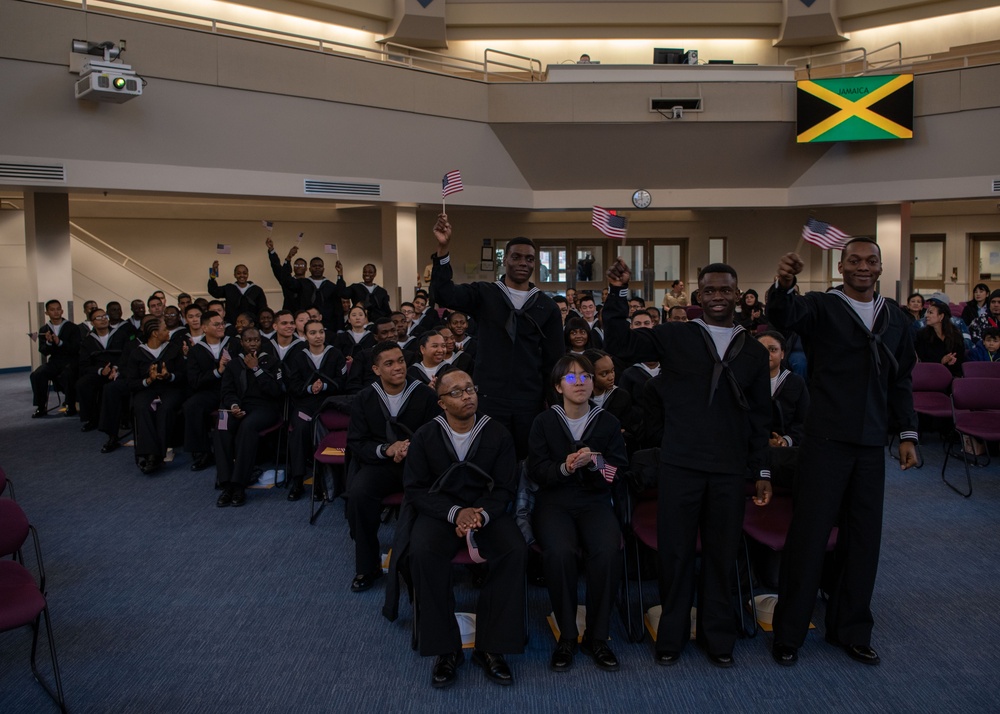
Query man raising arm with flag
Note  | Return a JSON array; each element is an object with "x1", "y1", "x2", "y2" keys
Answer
[{"x1": 767, "y1": 238, "x2": 918, "y2": 668}]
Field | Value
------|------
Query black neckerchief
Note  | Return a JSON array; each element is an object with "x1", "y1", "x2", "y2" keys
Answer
[
  {"x1": 693, "y1": 320, "x2": 749, "y2": 410},
  {"x1": 494, "y1": 279, "x2": 543, "y2": 344},
  {"x1": 428, "y1": 415, "x2": 495, "y2": 494},
  {"x1": 371, "y1": 380, "x2": 422, "y2": 442},
  {"x1": 831, "y1": 290, "x2": 896, "y2": 376}
]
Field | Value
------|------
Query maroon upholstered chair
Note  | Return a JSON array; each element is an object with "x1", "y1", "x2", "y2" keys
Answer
[
  {"x1": 310, "y1": 408, "x2": 351, "y2": 523},
  {"x1": 0, "y1": 464, "x2": 14, "y2": 500},
  {"x1": 942, "y1": 377, "x2": 1000, "y2": 497},
  {"x1": 961, "y1": 361, "x2": 1000, "y2": 379},
  {"x1": 0, "y1": 499, "x2": 67, "y2": 712}
]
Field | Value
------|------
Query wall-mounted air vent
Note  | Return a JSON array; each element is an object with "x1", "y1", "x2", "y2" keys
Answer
[
  {"x1": 304, "y1": 180, "x2": 381, "y2": 197},
  {"x1": 0, "y1": 162, "x2": 66, "y2": 183},
  {"x1": 992, "y1": 179, "x2": 1000, "y2": 193},
  {"x1": 649, "y1": 98, "x2": 703, "y2": 112}
]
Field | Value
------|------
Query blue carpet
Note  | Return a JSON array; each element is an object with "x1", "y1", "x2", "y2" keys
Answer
[{"x1": 1, "y1": 373, "x2": 999, "y2": 713}]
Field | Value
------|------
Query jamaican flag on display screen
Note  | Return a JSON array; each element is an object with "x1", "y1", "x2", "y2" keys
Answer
[{"x1": 796, "y1": 74, "x2": 913, "y2": 143}]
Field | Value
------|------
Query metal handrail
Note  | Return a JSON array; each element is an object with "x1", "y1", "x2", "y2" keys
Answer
[
  {"x1": 69, "y1": 221, "x2": 188, "y2": 296},
  {"x1": 484, "y1": 48, "x2": 543, "y2": 81},
  {"x1": 785, "y1": 46, "x2": 868, "y2": 73},
  {"x1": 45, "y1": 0, "x2": 541, "y2": 82}
]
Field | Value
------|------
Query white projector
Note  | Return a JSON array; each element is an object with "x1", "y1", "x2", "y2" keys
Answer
[{"x1": 74, "y1": 59, "x2": 142, "y2": 103}]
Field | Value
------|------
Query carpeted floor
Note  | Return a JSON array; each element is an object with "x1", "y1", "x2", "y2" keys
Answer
[{"x1": 1, "y1": 373, "x2": 998, "y2": 713}]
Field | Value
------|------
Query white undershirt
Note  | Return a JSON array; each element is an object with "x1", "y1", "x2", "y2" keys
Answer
[
  {"x1": 142, "y1": 343, "x2": 166, "y2": 359},
  {"x1": 566, "y1": 413, "x2": 589, "y2": 442},
  {"x1": 235, "y1": 284, "x2": 251, "y2": 295},
  {"x1": 349, "y1": 330, "x2": 368, "y2": 343},
  {"x1": 703, "y1": 323, "x2": 737, "y2": 359},
  {"x1": 363, "y1": 283, "x2": 377, "y2": 293},
  {"x1": 309, "y1": 278, "x2": 326, "y2": 289},
  {"x1": 636, "y1": 363, "x2": 661, "y2": 377},
  {"x1": 46, "y1": 321, "x2": 64, "y2": 338},
  {"x1": 93, "y1": 332, "x2": 111, "y2": 349},
  {"x1": 769, "y1": 375, "x2": 779, "y2": 396},
  {"x1": 203, "y1": 341, "x2": 224, "y2": 360},
  {"x1": 416, "y1": 362, "x2": 443, "y2": 379},
  {"x1": 385, "y1": 390, "x2": 405, "y2": 418},
  {"x1": 445, "y1": 424, "x2": 474, "y2": 461},
  {"x1": 846, "y1": 295, "x2": 875, "y2": 330},
  {"x1": 506, "y1": 287, "x2": 531, "y2": 311},
  {"x1": 591, "y1": 391, "x2": 609, "y2": 408},
  {"x1": 307, "y1": 347, "x2": 330, "y2": 369},
  {"x1": 273, "y1": 340, "x2": 298, "y2": 360}
]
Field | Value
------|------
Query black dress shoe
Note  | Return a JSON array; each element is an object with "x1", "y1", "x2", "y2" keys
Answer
[
  {"x1": 64, "y1": 407, "x2": 78, "y2": 417},
  {"x1": 350, "y1": 571, "x2": 383, "y2": 593},
  {"x1": 844, "y1": 644, "x2": 880, "y2": 666},
  {"x1": 139, "y1": 456, "x2": 161, "y2": 475},
  {"x1": 431, "y1": 651, "x2": 463, "y2": 689},
  {"x1": 230, "y1": 487, "x2": 246, "y2": 507},
  {"x1": 81, "y1": 421, "x2": 98, "y2": 432},
  {"x1": 472, "y1": 650, "x2": 513, "y2": 686},
  {"x1": 190, "y1": 453, "x2": 214, "y2": 472},
  {"x1": 550, "y1": 639, "x2": 577, "y2": 672},
  {"x1": 708, "y1": 652, "x2": 734, "y2": 668},
  {"x1": 313, "y1": 490, "x2": 327, "y2": 503},
  {"x1": 655, "y1": 651, "x2": 680, "y2": 666},
  {"x1": 772, "y1": 643, "x2": 798, "y2": 667},
  {"x1": 287, "y1": 484, "x2": 304, "y2": 501},
  {"x1": 31, "y1": 408, "x2": 47, "y2": 419},
  {"x1": 101, "y1": 438, "x2": 120, "y2": 454},
  {"x1": 216, "y1": 490, "x2": 233, "y2": 508},
  {"x1": 580, "y1": 637, "x2": 620, "y2": 671}
]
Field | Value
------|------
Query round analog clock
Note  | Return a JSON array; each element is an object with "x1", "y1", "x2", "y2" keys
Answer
[{"x1": 632, "y1": 189, "x2": 652, "y2": 209}]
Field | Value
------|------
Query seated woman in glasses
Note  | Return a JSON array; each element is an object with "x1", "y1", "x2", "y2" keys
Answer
[{"x1": 527, "y1": 354, "x2": 628, "y2": 674}]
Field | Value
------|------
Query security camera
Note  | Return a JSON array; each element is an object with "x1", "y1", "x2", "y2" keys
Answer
[{"x1": 671, "y1": 106, "x2": 683, "y2": 119}]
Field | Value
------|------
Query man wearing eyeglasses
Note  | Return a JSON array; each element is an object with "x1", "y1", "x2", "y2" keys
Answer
[
  {"x1": 431, "y1": 214, "x2": 563, "y2": 458},
  {"x1": 604, "y1": 259, "x2": 772, "y2": 669},
  {"x1": 396, "y1": 369, "x2": 525, "y2": 689},
  {"x1": 345, "y1": 341, "x2": 439, "y2": 592}
]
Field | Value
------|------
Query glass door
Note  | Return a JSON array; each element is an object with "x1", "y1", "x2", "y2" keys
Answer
[{"x1": 911, "y1": 235, "x2": 945, "y2": 293}]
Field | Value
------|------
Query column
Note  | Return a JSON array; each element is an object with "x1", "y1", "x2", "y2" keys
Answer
[
  {"x1": 876, "y1": 203, "x2": 911, "y2": 303},
  {"x1": 24, "y1": 191, "x2": 73, "y2": 369},
  {"x1": 381, "y1": 205, "x2": 419, "y2": 309}
]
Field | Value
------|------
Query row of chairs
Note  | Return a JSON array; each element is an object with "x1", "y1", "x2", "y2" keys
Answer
[
  {"x1": 911, "y1": 360, "x2": 1000, "y2": 497},
  {"x1": 0, "y1": 467, "x2": 67, "y2": 713}
]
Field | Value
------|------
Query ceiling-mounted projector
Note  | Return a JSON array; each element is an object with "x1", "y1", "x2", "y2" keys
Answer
[{"x1": 71, "y1": 39, "x2": 143, "y2": 104}]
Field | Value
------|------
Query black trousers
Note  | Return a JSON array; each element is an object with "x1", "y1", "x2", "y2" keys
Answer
[
  {"x1": 30, "y1": 360, "x2": 78, "y2": 409},
  {"x1": 655, "y1": 466, "x2": 745, "y2": 656},
  {"x1": 478, "y1": 394, "x2": 541, "y2": 461},
  {"x1": 410, "y1": 514, "x2": 526, "y2": 657},
  {"x1": 214, "y1": 406, "x2": 280, "y2": 487},
  {"x1": 132, "y1": 386, "x2": 184, "y2": 459},
  {"x1": 773, "y1": 439, "x2": 885, "y2": 649},
  {"x1": 346, "y1": 462, "x2": 404, "y2": 577},
  {"x1": 533, "y1": 487, "x2": 622, "y2": 642},
  {"x1": 287, "y1": 406, "x2": 316, "y2": 482},
  {"x1": 98, "y1": 379, "x2": 130, "y2": 438},
  {"x1": 76, "y1": 372, "x2": 109, "y2": 423},
  {"x1": 183, "y1": 390, "x2": 219, "y2": 455}
]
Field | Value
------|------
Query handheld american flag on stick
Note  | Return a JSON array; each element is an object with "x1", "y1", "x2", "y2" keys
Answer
[
  {"x1": 590, "y1": 453, "x2": 618, "y2": 484},
  {"x1": 261, "y1": 220, "x2": 273, "y2": 232},
  {"x1": 441, "y1": 169, "x2": 463, "y2": 212},
  {"x1": 592, "y1": 206, "x2": 629, "y2": 244},
  {"x1": 801, "y1": 218, "x2": 850, "y2": 250}
]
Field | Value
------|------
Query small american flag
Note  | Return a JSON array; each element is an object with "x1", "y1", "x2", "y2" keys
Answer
[
  {"x1": 592, "y1": 206, "x2": 628, "y2": 240},
  {"x1": 441, "y1": 170, "x2": 464, "y2": 198},
  {"x1": 802, "y1": 218, "x2": 850, "y2": 250},
  {"x1": 261, "y1": 220, "x2": 274, "y2": 230},
  {"x1": 591, "y1": 453, "x2": 618, "y2": 483},
  {"x1": 297, "y1": 232, "x2": 304, "y2": 242},
  {"x1": 216, "y1": 243, "x2": 231, "y2": 255}
]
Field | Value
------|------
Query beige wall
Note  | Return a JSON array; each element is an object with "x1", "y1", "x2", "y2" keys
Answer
[{"x1": 0, "y1": 208, "x2": 31, "y2": 371}]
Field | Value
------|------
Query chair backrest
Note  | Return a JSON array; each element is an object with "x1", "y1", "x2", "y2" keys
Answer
[
  {"x1": 685, "y1": 305, "x2": 703, "y2": 320},
  {"x1": 0, "y1": 466, "x2": 6, "y2": 496},
  {"x1": 962, "y1": 361, "x2": 1000, "y2": 379},
  {"x1": 912, "y1": 362, "x2": 953, "y2": 392},
  {"x1": 0, "y1": 499, "x2": 30, "y2": 557},
  {"x1": 319, "y1": 410, "x2": 351, "y2": 431},
  {"x1": 952, "y1": 377, "x2": 1000, "y2": 412}
]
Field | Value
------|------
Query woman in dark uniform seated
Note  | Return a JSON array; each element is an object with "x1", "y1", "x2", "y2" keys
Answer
[{"x1": 528, "y1": 354, "x2": 627, "y2": 674}]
